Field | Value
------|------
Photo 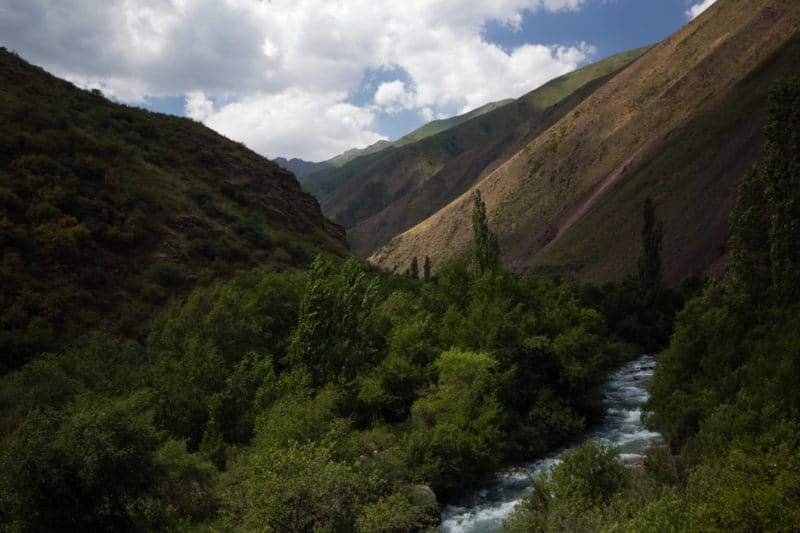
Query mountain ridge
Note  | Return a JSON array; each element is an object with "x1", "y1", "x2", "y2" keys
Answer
[
  {"x1": 320, "y1": 46, "x2": 650, "y2": 258},
  {"x1": 369, "y1": 0, "x2": 800, "y2": 285},
  {"x1": 293, "y1": 99, "x2": 513, "y2": 197}
]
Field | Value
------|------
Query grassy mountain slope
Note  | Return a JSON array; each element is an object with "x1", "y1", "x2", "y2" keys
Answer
[
  {"x1": 0, "y1": 48, "x2": 347, "y2": 372},
  {"x1": 370, "y1": 0, "x2": 800, "y2": 284},
  {"x1": 325, "y1": 47, "x2": 649, "y2": 257},
  {"x1": 398, "y1": 99, "x2": 514, "y2": 144},
  {"x1": 297, "y1": 99, "x2": 511, "y2": 197}
]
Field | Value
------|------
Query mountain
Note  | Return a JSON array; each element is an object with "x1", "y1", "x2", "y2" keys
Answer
[
  {"x1": 370, "y1": 0, "x2": 800, "y2": 285},
  {"x1": 317, "y1": 46, "x2": 649, "y2": 258},
  {"x1": 0, "y1": 48, "x2": 347, "y2": 371},
  {"x1": 297, "y1": 99, "x2": 513, "y2": 197},
  {"x1": 274, "y1": 156, "x2": 332, "y2": 178}
]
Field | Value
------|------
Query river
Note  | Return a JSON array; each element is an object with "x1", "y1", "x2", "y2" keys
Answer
[{"x1": 439, "y1": 353, "x2": 662, "y2": 532}]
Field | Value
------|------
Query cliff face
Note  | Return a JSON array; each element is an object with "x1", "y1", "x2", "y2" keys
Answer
[{"x1": 369, "y1": 0, "x2": 800, "y2": 285}]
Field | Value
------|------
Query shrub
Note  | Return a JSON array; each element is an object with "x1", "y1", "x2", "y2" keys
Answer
[{"x1": 146, "y1": 261, "x2": 186, "y2": 288}]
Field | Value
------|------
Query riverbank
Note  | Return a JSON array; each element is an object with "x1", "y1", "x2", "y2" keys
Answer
[{"x1": 440, "y1": 354, "x2": 662, "y2": 532}]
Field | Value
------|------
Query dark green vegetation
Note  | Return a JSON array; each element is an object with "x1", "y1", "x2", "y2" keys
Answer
[
  {"x1": 470, "y1": 189, "x2": 500, "y2": 276},
  {"x1": 503, "y1": 79, "x2": 800, "y2": 532},
  {"x1": 0, "y1": 146, "x2": 680, "y2": 529},
  {"x1": 0, "y1": 48, "x2": 347, "y2": 373},
  {"x1": 0, "y1": 233, "x2": 638, "y2": 531},
  {"x1": 577, "y1": 197, "x2": 683, "y2": 353}
]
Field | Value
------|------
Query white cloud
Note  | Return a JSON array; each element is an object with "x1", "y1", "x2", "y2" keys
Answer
[
  {"x1": 371, "y1": 38, "x2": 594, "y2": 116},
  {"x1": 185, "y1": 91, "x2": 214, "y2": 122},
  {"x1": 201, "y1": 89, "x2": 386, "y2": 161},
  {"x1": 374, "y1": 80, "x2": 415, "y2": 113},
  {"x1": 1, "y1": 0, "x2": 594, "y2": 160},
  {"x1": 686, "y1": 0, "x2": 718, "y2": 20}
]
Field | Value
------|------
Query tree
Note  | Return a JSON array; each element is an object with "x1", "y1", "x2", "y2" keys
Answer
[
  {"x1": 729, "y1": 79, "x2": 800, "y2": 306},
  {"x1": 0, "y1": 393, "x2": 163, "y2": 531},
  {"x1": 423, "y1": 255, "x2": 431, "y2": 281},
  {"x1": 730, "y1": 165, "x2": 772, "y2": 306},
  {"x1": 289, "y1": 257, "x2": 380, "y2": 386},
  {"x1": 409, "y1": 256, "x2": 419, "y2": 279},
  {"x1": 470, "y1": 189, "x2": 500, "y2": 275},
  {"x1": 404, "y1": 349, "x2": 504, "y2": 495},
  {"x1": 638, "y1": 197, "x2": 663, "y2": 304},
  {"x1": 763, "y1": 79, "x2": 800, "y2": 303}
]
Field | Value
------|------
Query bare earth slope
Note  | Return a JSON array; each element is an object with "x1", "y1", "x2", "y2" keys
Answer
[
  {"x1": 322, "y1": 48, "x2": 647, "y2": 258},
  {"x1": 370, "y1": 0, "x2": 800, "y2": 284}
]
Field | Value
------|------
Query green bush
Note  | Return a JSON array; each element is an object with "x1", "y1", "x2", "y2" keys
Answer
[
  {"x1": 355, "y1": 491, "x2": 439, "y2": 532},
  {"x1": 146, "y1": 261, "x2": 186, "y2": 288},
  {"x1": 503, "y1": 441, "x2": 628, "y2": 532},
  {"x1": 224, "y1": 442, "x2": 369, "y2": 532},
  {"x1": 404, "y1": 348, "x2": 504, "y2": 495},
  {"x1": 0, "y1": 393, "x2": 162, "y2": 531}
]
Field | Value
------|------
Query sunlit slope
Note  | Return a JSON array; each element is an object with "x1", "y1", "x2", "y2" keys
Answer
[
  {"x1": 325, "y1": 46, "x2": 649, "y2": 257},
  {"x1": 370, "y1": 0, "x2": 800, "y2": 284}
]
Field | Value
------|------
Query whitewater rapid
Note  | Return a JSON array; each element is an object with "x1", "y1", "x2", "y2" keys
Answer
[{"x1": 439, "y1": 353, "x2": 662, "y2": 532}]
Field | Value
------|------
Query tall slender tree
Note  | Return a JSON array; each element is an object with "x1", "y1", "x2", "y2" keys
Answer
[
  {"x1": 729, "y1": 79, "x2": 800, "y2": 306},
  {"x1": 409, "y1": 256, "x2": 419, "y2": 279},
  {"x1": 470, "y1": 189, "x2": 499, "y2": 275},
  {"x1": 730, "y1": 165, "x2": 771, "y2": 305},
  {"x1": 423, "y1": 255, "x2": 432, "y2": 281},
  {"x1": 763, "y1": 79, "x2": 800, "y2": 303}
]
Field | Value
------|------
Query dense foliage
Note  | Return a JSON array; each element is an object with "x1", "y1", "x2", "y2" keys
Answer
[
  {"x1": 0, "y1": 47, "x2": 650, "y2": 531},
  {"x1": 503, "y1": 79, "x2": 800, "y2": 532},
  {"x1": 8, "y1": 47, "x2": 797, "y2": 533},
  {"x1": 0, "y1": 48, "x2": 345, "y2": 373},
  {"x1": 0, "y1": 251, "x2": 633, "y2": 530},
  {"x1": 0, "y1": 178, "x2": 660, "y2": 530},
  {"x1": 577, "y1": 197, "x2": 684, "y2": 353}
]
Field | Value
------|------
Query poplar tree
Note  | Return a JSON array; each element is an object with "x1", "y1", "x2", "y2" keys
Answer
[
  {"x1": 470, "y1": 189, "x2": 499, "y2": 275},
  {"x1": 763, "y1": 79, "x2": 800, "y2": 303},
  {"x1": 730, "y1": 165, "x2": 771, "y2": 304},
  {"x1": 730, "y1": 79, "x2": 800, "y2": 306}
]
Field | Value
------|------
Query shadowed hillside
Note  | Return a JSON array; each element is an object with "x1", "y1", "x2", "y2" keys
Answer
[
  {"x1": 370, "y1": 0, "x2": 800, "y2": 285},
  {"x1": 297, "y1": 99, "x2": 512, "y2": 197},
  {"x1": 0, "y1": 48, "x2": 347, "y2": 371}
]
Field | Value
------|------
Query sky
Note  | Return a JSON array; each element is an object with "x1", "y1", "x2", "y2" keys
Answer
[{"x1": 0, "y1": 0, "x2": 718, "y2": 161}]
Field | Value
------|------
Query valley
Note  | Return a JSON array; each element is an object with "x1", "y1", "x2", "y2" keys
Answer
[{"x1": 1, "y1": 0, "x2": 799, "y2": 531}]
